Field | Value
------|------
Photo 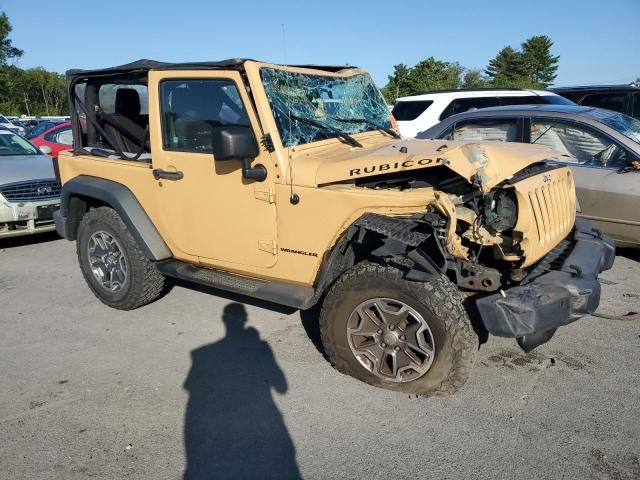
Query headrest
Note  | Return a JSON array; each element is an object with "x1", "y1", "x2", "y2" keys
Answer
[
  {"x1": 115, "y1": 88, "x2": 141, "y2": 118},
  {"x1": 169, "y1": 84, "x2": 223, "y2": 118}
]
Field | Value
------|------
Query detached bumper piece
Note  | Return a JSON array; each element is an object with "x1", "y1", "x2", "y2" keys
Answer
[{"x1": 476, "y1": 219, "x2": 615, "y2": 352}]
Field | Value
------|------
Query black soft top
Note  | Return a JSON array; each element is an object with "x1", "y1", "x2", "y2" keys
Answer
[{"x1": 66, "y1": 58, "x2": 356, "y2": 80}]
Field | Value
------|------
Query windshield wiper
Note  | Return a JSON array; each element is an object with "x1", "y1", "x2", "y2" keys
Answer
[
  {"x1": 289, "y1": 114, "x2": 363, "y2": 148},
  {"x1": 335, "y1": 117, "x2": 400, "y2": 139}
]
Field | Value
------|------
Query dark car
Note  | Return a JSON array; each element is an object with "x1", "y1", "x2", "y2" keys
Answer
[
  {"x1": 418, "y1": 105, "x2": 640, "y2": 247},
  {"x1": 550, "y1": 84, "x2": 640, "y2": 120},
  {"x1": 25, "y1": 119, "x2": 65, "y2": 139}
]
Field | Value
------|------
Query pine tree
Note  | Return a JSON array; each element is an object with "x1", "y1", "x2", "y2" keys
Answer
[
  {"x1": 520, "y1": 35, "x2": 559, "y2": 87},
  {"x1": 485, "y1": 46, "x2": 525, "y2": 81}
]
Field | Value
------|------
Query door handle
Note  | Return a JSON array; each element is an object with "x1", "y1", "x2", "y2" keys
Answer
[{"x1": 153, "y1": 168, "x2": 184, "y2": 181}]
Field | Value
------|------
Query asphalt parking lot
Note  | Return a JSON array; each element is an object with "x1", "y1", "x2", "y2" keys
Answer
[{"x1": 1, "y1": 233, "x2": 639, "y2": 480}]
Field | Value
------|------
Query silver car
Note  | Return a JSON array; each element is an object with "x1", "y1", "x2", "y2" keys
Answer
[
  {"x1": 0, "y1": 128, "x2": 60, "y2": 238},
  {"x1": 419, "y1": 105, "x2": 640, "y2": 248}
]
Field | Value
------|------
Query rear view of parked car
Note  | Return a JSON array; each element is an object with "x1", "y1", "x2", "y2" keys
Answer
[
  {"x1": 29, "y1": 122, "x2": 72, "y2": 159},
  {"x1": 392, "y1": 88, "x2": 574, "y2": 137},
  {"x1": 419, "y1": 104, "x2": 640, "y2": 247},
  {"x1": 0, "y1": 128, "x2": 60, "y2": 238}
]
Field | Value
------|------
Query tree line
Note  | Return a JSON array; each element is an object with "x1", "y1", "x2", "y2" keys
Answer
[
  {"x1": 0, "y1": 12, "x2": 66, "y2": 116},
  {"x1": 381, "y1": 36, "x2": 560, "y2": 103},
  {"x1": 0, "y1": 11, "x2": 636, "y2": 114}
]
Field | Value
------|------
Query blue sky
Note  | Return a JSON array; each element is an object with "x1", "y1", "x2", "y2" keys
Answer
[{"x1": 3, "y1": 0, "x2": 638, "y2": 87}]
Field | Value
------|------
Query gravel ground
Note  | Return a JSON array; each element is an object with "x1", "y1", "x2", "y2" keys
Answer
[{"x1": 1, "y1": 233, "x2": 639, "y2": 480}]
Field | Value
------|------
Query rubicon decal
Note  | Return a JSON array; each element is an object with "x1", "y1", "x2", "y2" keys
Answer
[
  {"x1": 280, "y1": 247, "x2": 319, "y2": 257},
  {"x1": 349, "y1": 158, "x2": 435, "y2": 177}
]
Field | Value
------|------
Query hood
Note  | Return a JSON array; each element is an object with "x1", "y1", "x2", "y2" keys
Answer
[
  {"x1": 0, "y1": 154, "x2": 56, "y2": 186},
  {"x1": 292, "y1": 138, "x2": 559, "y2": 191}
]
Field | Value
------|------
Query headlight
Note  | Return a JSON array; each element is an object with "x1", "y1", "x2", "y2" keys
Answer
[{"x1": 483, "y1": 189, "x2": 518, "y2": 233}]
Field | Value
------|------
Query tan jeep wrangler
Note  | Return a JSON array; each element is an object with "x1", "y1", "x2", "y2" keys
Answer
[{"x1": 54, "y1": 59, "x2": 615, "y2": 395}]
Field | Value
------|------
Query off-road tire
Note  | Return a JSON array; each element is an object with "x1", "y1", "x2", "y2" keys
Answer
[
  {"x1": 76, "y1": 207, "x2": 166, "y2": 310},
  {"x1": 319, "y1": 262, "x2": 478, "y2": 395}
]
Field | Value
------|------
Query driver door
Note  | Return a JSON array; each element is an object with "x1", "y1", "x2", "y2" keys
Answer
[{"x1": 148, "y1": 70, "x2": 278, "y2": 268}]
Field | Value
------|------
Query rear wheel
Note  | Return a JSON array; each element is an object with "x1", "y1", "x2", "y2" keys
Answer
[
  {"x1": 319, "y1": 263, "x2": 478, "y2": 395},
  {"x1": 76, "y1": 207, "x2": 166, "y2": 310}
]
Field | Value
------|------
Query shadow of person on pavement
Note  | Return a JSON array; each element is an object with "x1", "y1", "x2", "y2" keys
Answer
[{"x1": 183, "y1": 302, "x2": 301, "y2": 480}]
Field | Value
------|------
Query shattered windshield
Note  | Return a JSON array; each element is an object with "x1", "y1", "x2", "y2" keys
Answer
[
  {"x1": 587, "y1": 109, "x2": 640, "y2": 144},
  {"x1": 261, "y1": 68, "x2": 391, "y2": 147}
]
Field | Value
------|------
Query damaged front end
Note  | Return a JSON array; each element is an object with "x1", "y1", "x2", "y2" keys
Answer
[{"x1": 346, "y1": 146, "x2": 614, "y2": 351}]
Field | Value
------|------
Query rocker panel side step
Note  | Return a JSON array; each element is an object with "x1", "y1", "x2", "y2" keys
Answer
[{"x1": 155, "y1": 259, "x2": 316, "y2": 309}]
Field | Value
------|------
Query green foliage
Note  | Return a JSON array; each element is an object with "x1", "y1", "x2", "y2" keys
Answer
[
  {"x1": 382, "y1": 58, "x2": 469, "y2": 103},
  {"x1": 485, "y1": 36, "x2": 559, "y2": 88},
  {"x1": 380, "y1": 63, "x2": 412, "y2": 103},
  {"x1": 383, "y1": 35, "x2": 560, "y2": 102},
  {"x1": 520, "y1": 35, "x2": 559, "y2": 87},
  {"x1": 0, "y1": 12, "x2": 23, "y2": 66},
  {"x1": 410, "y1": 58, "x2": 464, "y2": 93},
  {"x1": 461, "y1": 69, "x2": 491, "y2": 89},
  {"x1": 0, "y1": 12, "x2": 67, "y2": 116},
  {"x1": 484, "y1": 46, "x2": 526, "y2": 81}
]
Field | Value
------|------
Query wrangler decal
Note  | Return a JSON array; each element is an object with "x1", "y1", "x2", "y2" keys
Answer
[
  {"x1": 280, "y1": 247, "x2": 319, "y2": 257},
  {"x1": 349, "y1": 158, "x2": 434, "y2": 177}
]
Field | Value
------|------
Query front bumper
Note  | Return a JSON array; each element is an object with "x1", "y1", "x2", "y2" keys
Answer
[
  {"x1": 0, "y1": 197, "x2": 60, "y2": 239},
  {"x1": 475, "y1": 219, "x2": 615, "y2": 351}
]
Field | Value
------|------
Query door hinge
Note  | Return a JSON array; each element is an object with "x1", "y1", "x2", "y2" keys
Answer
[
  {"x1": 258, "y1": 240, "x2": 277, "y2": 255},
  {"x1": 261, "y1": 134, "x2": 275, "y2": 152},
  {"x1": 254, "y1": 188, "x2": 275, "y2": 203}
]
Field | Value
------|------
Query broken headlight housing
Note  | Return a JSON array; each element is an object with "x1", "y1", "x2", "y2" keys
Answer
[{"x1": 482, "y1": 189, "x2": 517, "y2": 233}]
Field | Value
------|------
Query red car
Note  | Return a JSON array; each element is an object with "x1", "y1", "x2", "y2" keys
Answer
[{"x1": 30, "y1": 122, "x2": 72, "y2": 158}]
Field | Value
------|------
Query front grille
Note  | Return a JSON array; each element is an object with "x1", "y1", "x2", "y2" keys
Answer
[
  {"x1": 0, "y1": 179, "x2": 61, "y2": 202},
  {"x1": 527, "y1": 175, "x2": 574, "y2": 250}
]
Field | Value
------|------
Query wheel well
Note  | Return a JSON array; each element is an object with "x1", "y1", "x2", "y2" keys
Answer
[
  {"x1": 58, "y1": 176, "x2": 172, "y2": 260},
  {"x1": 312, "y1": 213, "x2": 447, "y2": 304},
  {"x1": 65, "y1": 194, "x2": 109, "y2": 240}
]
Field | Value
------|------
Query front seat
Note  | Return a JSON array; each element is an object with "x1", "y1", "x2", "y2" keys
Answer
[{"x1": 101, "y1": 88, "x2": 148, "y2": 153}]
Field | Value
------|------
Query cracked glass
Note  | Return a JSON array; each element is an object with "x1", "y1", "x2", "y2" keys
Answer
[{"x1": 261, "y1": 68, "x2": 391, "y2": 147}]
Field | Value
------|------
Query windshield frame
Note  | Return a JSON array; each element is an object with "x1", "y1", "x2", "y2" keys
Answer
[
  {"x1": 0, "y1": 129, "x2": 42, "y2": 156},
  {"x1": 258, "y1": 65, "x2": 391, "y2": 148}
]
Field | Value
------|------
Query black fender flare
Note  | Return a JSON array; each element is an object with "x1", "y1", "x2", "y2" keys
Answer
[
  {"x1": 57, "y1": 175, "x2": 172, "y2": 261},
  {"x1": 311, "y1": 212, "x2": 447, "y2": 304}
]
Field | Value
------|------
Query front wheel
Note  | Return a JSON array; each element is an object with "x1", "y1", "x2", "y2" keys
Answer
[
  {"x1": 319, "y1": 263, "x2": 478, "y2": 395},
  {"x1": 76, "y1": 207, "x2": 166, "y2": 310}
]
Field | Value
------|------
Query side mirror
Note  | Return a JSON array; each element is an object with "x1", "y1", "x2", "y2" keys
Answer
[
  {"x1": 211, "y1": 126, "x2": 266, "y2": 182},
  {"x1": 39, "y1": 145, "x2": 52, "y2": 155}
]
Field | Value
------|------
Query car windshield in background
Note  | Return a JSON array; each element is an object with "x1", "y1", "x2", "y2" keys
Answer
[
  {"x1": 588, "y1": 109, "x2": 640, "y2": 144},
  {"x1": 0, "y1": 130, "x2": 40, "y2": 156},
  {"x1": 261, "y1": 68, "x2": 390, "y2": 147}
]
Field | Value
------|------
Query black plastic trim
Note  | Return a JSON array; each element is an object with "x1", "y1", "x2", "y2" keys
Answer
[
  {"x1": 58, "y1": 176, "x2": 172, "y2": 260},
  {"x1": 475, "y1": 220, "x2": 615, "y2": 351},
  {"x1": 156, "y1": 260, "x2": 316, "y2": 309}
]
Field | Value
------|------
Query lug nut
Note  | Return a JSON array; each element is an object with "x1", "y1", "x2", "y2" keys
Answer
[
  {"x1": 394, "y1": 346, "x2": 401, "y2": 351},
  {"x1": 399, "y1": 335, "x2": 406, "y2": 341},
  {"x1": 381, "y1": 342, "x2": 387, "y2": 348},
  {"x1": 377, "y1": 329, "x2": 383, "y2": 334},
  {"x1": 389, "y1": 325, "x2": 395, "y2": 330}
]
